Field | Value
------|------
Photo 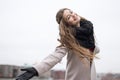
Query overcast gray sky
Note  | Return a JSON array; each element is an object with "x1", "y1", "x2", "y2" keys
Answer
[{"x1": 0, "y1": 0, "x2": 120, "y2": 73}]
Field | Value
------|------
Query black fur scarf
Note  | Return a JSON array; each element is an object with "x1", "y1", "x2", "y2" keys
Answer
[{"x1": 74, "y1": 19, "x2": 95, "y2": 49}]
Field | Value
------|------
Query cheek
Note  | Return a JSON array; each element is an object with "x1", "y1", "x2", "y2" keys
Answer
[
  {"x1": 67, "y1": 20, "x2": 73, "y2": 25},
  {"x1": 68, "y1": 19, "x2": 74, "y2": 24},
  {"x1": 66, "y1": 18, "x2": 76, "y2": 26},
  {"x1": 68, "y1": 21, "x2": 76, "y2": 26}
]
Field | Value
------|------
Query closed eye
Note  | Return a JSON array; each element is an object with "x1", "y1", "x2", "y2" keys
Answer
[{"x1": 67, "y1": 15, "x2": 70, "y2": 20}]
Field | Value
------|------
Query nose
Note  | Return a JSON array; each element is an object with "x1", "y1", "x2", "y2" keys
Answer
[{"x1": 71, "y1": 13, "x2": 76, "y2": 18}]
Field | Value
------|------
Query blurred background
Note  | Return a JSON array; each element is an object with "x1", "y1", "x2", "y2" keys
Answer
[{"x1": 0, "y1": 0, "x2": 120, "y2": 80}]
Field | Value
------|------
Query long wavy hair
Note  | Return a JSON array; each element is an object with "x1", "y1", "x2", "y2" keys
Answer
[{"x1": 56, "y1": 8, "x2": 95, "y2": 61}]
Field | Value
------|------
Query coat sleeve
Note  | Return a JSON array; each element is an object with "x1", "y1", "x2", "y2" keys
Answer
[{"x1": 33, "y1": 46, "x2": 68, "y2": 76}]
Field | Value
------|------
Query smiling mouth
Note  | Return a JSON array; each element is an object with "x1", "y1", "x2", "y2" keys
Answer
[{"x1": 74, "y1": 18, "x2": 76, "y2": 21}]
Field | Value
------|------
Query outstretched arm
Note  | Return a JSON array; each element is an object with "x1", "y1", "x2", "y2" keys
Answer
[
  {"x1": 16, "y1": 46, "x2": 68, "y2": 80},
  {"x1": 33, "y1": 46, "x2": 68, "y2": 76}
]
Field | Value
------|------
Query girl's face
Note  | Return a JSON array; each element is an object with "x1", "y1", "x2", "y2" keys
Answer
[{"x1": 63, "y1": 9, "x2": 81, "y2": 27}]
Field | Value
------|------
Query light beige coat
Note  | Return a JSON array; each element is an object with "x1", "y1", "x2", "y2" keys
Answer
[{"x1": 33, "y1": 46, "x2": 100, "y2": 80}]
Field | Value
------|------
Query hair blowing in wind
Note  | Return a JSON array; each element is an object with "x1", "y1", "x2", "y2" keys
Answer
[{"x1": 56, "y1": 8, "x2": 96, "y2": 61}]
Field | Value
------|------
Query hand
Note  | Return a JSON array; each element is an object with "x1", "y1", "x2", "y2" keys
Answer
[{"x1": 16, "y1": 67, "x2": 38, "y2": 80}]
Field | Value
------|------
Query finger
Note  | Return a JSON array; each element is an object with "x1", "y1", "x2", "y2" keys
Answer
[
  {"x1": 16, "y1": 72, "x2": 32, "y2": 80},
  {"x1": 21, "y1": 67, "x2": 33, "y2": 72},
  {"x1": 21, "y1": 68, "x2": 27, "y2": 71}
]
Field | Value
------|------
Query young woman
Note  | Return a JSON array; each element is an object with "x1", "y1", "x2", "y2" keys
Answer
[{"x1": 16, "y1": 8, "x2": 100, "y2": 80}]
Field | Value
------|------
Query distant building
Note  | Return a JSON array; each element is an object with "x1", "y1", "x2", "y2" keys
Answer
[
  {"x1": 51, "y1": 70, "x2": 65, "y2": 80},
  {"x1": 0, "y1": 64, "x2": 20, "y2": 78},
  {"x1": 97, "y1": 73, "x2": 106, "y2": 80}
]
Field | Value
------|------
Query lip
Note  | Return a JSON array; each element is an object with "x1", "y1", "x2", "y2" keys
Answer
[{"x1": 74, "y1": 18, "x2": 77, "y2": 21}]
